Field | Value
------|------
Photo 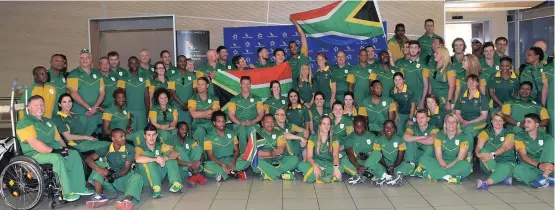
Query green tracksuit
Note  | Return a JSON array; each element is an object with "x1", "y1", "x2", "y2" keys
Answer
[
  {"x1": 66, "y1": 67, "x2": 104, "y2": 135},
  {"x1": 52, "y1": 111, "x2": 110, "y2": 152},
  {"x1": 100, "y1": 71, "x2": 119, "y2": 109},
  {"x1": 418, "y1": 132, "x2": 473, "y2": 180},
  {"x1": 275, "y1": 123, "x2": 305, "y2": 159},
  {"x1": 502, "y1": 98, "x2": 550, "y2": 133},
  {"x1": 398, "y1": 59, "x2": 430, "y2": 105},
  {"x1": 403, "y1": 124, "x2": 440, "y2": 164},
  {"x1": 102, "y1": 105, "x2": 130, "y2": 132},
  {"x1": 228, "y1": 93, "x2": 264, "y2": 152},
  {"x1": 135, "y1": 140, "x2": 182, "y2": 191},
  {"x1": 370, "y1": 65, "x2": 398, "y2": 99},
  {"x1": 308, "y1": 106, "x2": 330, "y2": 134},
  {"x1": 330, "y1": 64, "x2": 352, "y2": 102},
  {"x1": 428, "y1": 106, "x2": 446, "y2": 129},
  {"x1": 429, "y1": 66, "x2": 457, "y2": 105},
  {"x1": 253, "y1": 128, "x2": 299, "y2": 180},
  {"x1": 519, "y1": 64, "x2": 548, "y2": 102},
  {"x1": 331, "y1": 115, "x2": 353, "y2": 146},
  {"x1": 88, "y1": 143, "x2": 143, "y2": 203},
  {"x1": 341, "y1": 131, "x2": 381, "y2": 176},
  {"x1": 513, "y1": 131, "x2": 554, "y2": 185},
  {"x1": 188, "y1": 94, "x2": 220, "y2": 145},
  {"x1": 16, "y1": 115, "x2": 90, "y2": 198},
  {"x1": 263, "y1": 96, "x2": 287, "y2": 116},
  {"x1": 165, "y1": 133, "x2": 203, "y2": 178},
  {"x1": 454, "y1": 90, "x2": 488, "y2": 139},
  {"x1": 390, "y1": 84, "x2": 417, "y2": 136},
  {"x1": 358, "y1": 95, "x2": 396, "y2": 132},
  {"x1": 297, "y1": 136, "x2": 344, "y2": 183},
  {"x1": 368, "y1": 135, "x2": 414, "y2": 178},
  {"x1": 543, "y1": 63, "x2": 554, "y2": 135},
  {"x1": 168, "y1": 70, "x2": 204, "y2": 125},
  {"x1": 346, "y1": 62, "x2": 377, "y2": 104},
  {"x1": 476, "y1": 129, "x2": 516, "y2": 184},
  {"x1": 202, "y1": 129, "x2": 250, "y2": 180},
  {"x1": 117, "y1": 70, "x2": 150, "y2": 132},
  {"x1": 312, "y1": 67, "x2": 332, "y2": 108}
]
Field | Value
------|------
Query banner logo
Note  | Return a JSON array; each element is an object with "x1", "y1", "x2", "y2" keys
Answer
[{"x1": 186, "y1": 41, "x2": 200, "y2": 52}]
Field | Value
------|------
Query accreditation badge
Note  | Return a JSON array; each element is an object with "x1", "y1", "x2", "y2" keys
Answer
[
  {"x1": 455, "y1": 140, "x2": 460, "y2": 146},
  {"x1": 539, "y1": 140, "x2": 544, "y2": 146}
]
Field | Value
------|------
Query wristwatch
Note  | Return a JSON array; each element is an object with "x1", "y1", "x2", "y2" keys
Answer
[
  {"x1": 516, "y1": 122, "x2": 521, "y2": 127},
  {"x1": 88, "y1": 107, "x2": 92, "y2": 111},
  {"x1": 490, "y1": 152, "x2": 496, "y2": 159}
]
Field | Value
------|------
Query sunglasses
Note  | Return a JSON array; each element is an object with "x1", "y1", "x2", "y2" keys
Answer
[{"x1": 79, "y1": 49, "x2": 91, "y2": 54}]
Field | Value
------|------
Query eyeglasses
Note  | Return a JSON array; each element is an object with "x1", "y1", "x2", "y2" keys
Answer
[{"x1": 79, "y1": 49, "x2": 91, "y2": 54}]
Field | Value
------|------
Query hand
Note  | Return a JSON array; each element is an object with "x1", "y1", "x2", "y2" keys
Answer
[
  {"x1": 229, "y1": 160, "x2": 237, "y2": 171},
  {"x1": 330, "y1": 97, "x2": 335, "y2": 104},
  {"x1": 539, "y1": 163, "x2": 554, "y2": 173},
  {"x1": 439, "y1": 160, "x2": 447, "y2": 168},
  {"x1": 222, "y1": 164, "x2": 231, "y2": 174},
  {"x1": 519, "y1": 121, "x2": 526, "y2": 128},
  {"x1": 419, "y1": 102, "x2": 425, "y2": 109},
  {"x1": 97, "y1": 107, "x2": 104, "y2": 113},
  {"x1": 313, "y1": 164, "x2": 321, "y2": 180},
  {"x1": 480, "y1": 153, "x2": 493, "y2": 161},
  {"x1": 209, "y1": 72, "x2": 215, "y2": 79},
  {"x1": 462, "y1": 120, "x2": 470, "y2": 127},
  {"x1": 97, "y1": 168, "x2": 110, "y2": 177},
  {"x1": 85, "y1": 111, "x2": 92, "y2": 117},
  {"x1": 155, "y1": 156, "x2": 166, "y2": 167},
  {"x1": 52, "y1": 147, "x2": 69, "y2": 158},
  {"x1": 407, "y1": 120, "x2": 414, "y2": 126},
  {"x1": 89, "y1": 107, "x2": 98, "y2": 115},
  {"x1": 249, "y1": 64, "x2": 255, "y2": 69},
  {"x1": 333, "y1": 167, "x2": 342, "y2": 180},
  {"x1": 356, "y1": 165, "x2": 365, "y2": 173},
  {"x1": 169, "y1": 121, "x2": 177, "y2": 128},
  {"x1": 300, "y1": 138, "x2": 307, "y2": 147},
  {"x1": 387, "y1": 167, "x2": 394, "y2": 175},
  {"x1": 444, "y1": 102, "x2": 451, "y2": 111},
  {"x1": 126, "y1": 127, "x2": 134, "y2": 134}
]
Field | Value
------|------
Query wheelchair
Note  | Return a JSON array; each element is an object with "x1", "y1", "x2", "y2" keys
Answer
[{"x1": 0, "y1": 80, "x2": 68, "y2": 209}]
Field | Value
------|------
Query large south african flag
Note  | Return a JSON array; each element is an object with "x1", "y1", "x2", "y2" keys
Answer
[
  {"x1": 212, "y1": 63, "x2": 292, "y2": 106},
  {"x1": 290, "y1": 0, "x2": 384, "y2": 45}
]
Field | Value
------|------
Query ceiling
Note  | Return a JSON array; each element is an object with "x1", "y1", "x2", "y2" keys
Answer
[{"x1": 445, "y1": 0, "x2": 545, "y2": 12}]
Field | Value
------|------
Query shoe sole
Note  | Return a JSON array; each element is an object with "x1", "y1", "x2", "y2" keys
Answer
[
  {"x1": 86, "y1": 200, "x2": 107, "y2": 208},
  {"x1": 116, "y1": 202, "x2": 134, "y2": 210}
]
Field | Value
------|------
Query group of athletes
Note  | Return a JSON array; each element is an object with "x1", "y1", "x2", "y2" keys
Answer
[{"x1": 13, "y1": 19, "x2": 554, "y2": 210}]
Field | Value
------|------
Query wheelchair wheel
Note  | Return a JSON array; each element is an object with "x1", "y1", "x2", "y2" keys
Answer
[{"x1": 0, "y1": 159, "x2": 44, "y2": 210}]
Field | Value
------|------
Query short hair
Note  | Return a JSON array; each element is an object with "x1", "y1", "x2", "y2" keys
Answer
[
  {"x1": 332, "y1": 100, "x2": 344, "y2": 109},
  {"x1": 416, "y1": 109, "x2": 429, "y2": 117},
  {"x1": 434, "y1": 37, "x2": 445, "y2": 46},
  {"x1": 212, "y1": 110, "x2": 226, "y2": 122},
  {"x1": 424, "y1": 94, "x2": 440, "y2": 109},
  {"x1": 525, "y1": 113, "x2": 541, "y2": 123},
  {"x1": 269, "y1": 80, "x2": 280, "y2": 93},
  {"x1": 232, "y1": 55, "x2": 243, "y2": 68},
  {"x1": 370, "y1": 79, "x2": 382, "y2": 88},
  {"x1": 466, "y1": 74, "x2": 480, "y2": 83},
  {"x1": 395, "y1": 23, "x2": 405, "y2": 30},
  {"x1": 216, "y1": 46, "x2": 227, "y2": 53},
  {"x1": 160, "y1": 50, "x2": 170, "y2": 58},
  {"x1": 358, "y1": 49, "x2": 367, "y2": 55},
  {"x1": 99, "y1": 56, "x2": 108, "y2": 62},
  {"x1": 262, "y1": 114, "x2": 274, "y2": 122},
  {"x1": 500, "y1": 56, "x2": 512, "y2": 64},
  {"x1": 28, "y1": 95, "x2": 44, "y2": 104},
  {"x1": 51, "y1": 54, "x2": 65, "y2": 61},
  {"x1": 176, "y1": 121, "x2": 188, "y2": 129},
  {"x1": 495, "y1": 37, "x2": 508, "y2": 44},
  {"x1": 364, "y1": 45, "x2": 375, "y2": 50},
  {"x1": 257, "y1": 47, "x2": 266, "y2": 55},
  {"x1": 107, "y1": 51, "x2": 119, "y2": 58},
  {"x1": 491, "y1": 111, "x2": 505, "y2": 120},
  {"x1": 144, "y1": 124, "x2": 157, "y2": 134},
  {"x1": 177, "y1": 55, "x2": 187, "y2": 60},
  {"x1": 424, "y1": 19, "x2": 434, "y2": 25},
  {"x1": 520, "y1": 81, "x2": 534, "y2": 89},
  {"x1": 112, "y1": 87, "x2": 126, "y2": 100},
  {"x1": 111, "y1": 128, "x2": 125, "y2": 136},
  {"x1": 273, "y1": 48, "x2": 285, "y2": 56},
  {"x1": 288, "y1": 41, "x2": 297, "y2": 46},
  {"x1": 32, "y1": 66, "x2": 47, "y2": 76},
  {"x1": 197, "y1": 76, "x2": 210, "y2": 84},
  {"x1": 240, "y1": 76, "x2": 251, "y2": 83},
  {"x1": 384, "y1": 120, "x2": 397, "y2": 130},
  {"x1": 128, "y1": 56, "x2": 139, "y2": 62},
  {"x1": 353, "y1": 116, "x2": 366, "y2": 125},
  {"x1": 482, "y1": 42, "x2": 495, "y2": 51},
  {"x1": 452, "y1": 38, "x2": 467, "y2": 52},
  {"x1": 393, "y1": 72, "x2": 404, "y2": 79},
  {"x1": 529, "y1": 46, "x2": 545, "y2": 61},
  {"x1": 407, "y1": 40, "x2": 420, "y2": 48}
]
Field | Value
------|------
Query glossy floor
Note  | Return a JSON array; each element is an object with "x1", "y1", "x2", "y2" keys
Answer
[{"x1": 1, "y1": 170, "x2": 553, "y2": 210}]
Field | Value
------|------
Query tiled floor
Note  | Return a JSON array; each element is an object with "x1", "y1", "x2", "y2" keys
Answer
[{"x1": 0, "y1": 170, "x2": 553, "y2": 210}]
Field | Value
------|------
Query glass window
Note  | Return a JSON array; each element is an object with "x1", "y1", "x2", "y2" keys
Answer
[
  {"x1": 518, "y1": 16, "x2": 554, "y2": 65},
  {"x1": 508, "y1": 22, "x2": 515, "y2": 60}
]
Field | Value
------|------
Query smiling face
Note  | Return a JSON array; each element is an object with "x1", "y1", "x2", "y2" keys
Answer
[
  {"x1": 28, "y1": 98, "x2": 45, "y2": 117},
  {"x1": 454, "y1": 40, "x2": 465, "y2": 54},
  {"x1": 79, "y1": 53, "x2": 92, "y2": 68},
  {"x1": 316, "y1": 54, "x2": 327, "y2": 67},
  {"x1": 409, "y1": 44, "x2": 420, "y2": 57},
  {"x1": 59, "y1": 96, "x2": 73, "y2": 112},
  {"x1": 444, "y1": 115, "x2": 458, "y2": 132},
  {"x1": 500, "y1": 60, "x2": 511, "y2": 73},
  {"x1": 157, "y1": 92, "x2": 168, "y2": 106},
  {"x1": 177, "y1": 123, "x2": 188, "y2": 138},
  {"x1": 155, "y1": 63, "x2": 166, "y2": 76},
  {"x1": 162, "y1": 52, "x2": 172, "y2": 65},
  {"x1": 319, "y1": 117, "x2": 331, "y2": 134},
  {"x1": 197, "y1": 79, "x2": 208, "y2": 93},
  {"x1": 139, "y1": 50, "x2": 150, "y2": 64},
  {"x1": 524, "y1": 117, "x2": 539, "y2": 132},
  {"x1": 332, "y1": 103, "x2": 343, "y2": 118},
  {"x1": 354, "y1": 120, "x2": 365, "y2": 135},
  {"x1": 274, "y1": 51, "x2": 285, "y2": 64},
  {"x1": 336, "y1": 51, "x2": 346, "y2": 65},
  {"x1": 144, "y1": 130, "x2": 157, "y2": 146},
  {"x1": 115, "y1": 92, "x2": 125, "y2": 107},
  {"x1": 108, "y1": 55, "x2": 119, "y2": 69},
  {"x1": 383, "y1": 121, "x2": 396, "y2": 138},
  {"x1": 100, "y1": 58, "x2": 110, "y2": 73},
  {"x1": 271, "y1": 83, "x2": 281, "y2": 97},
  {"x1": 393, "y1": 75, "x2": 404, "y2": 89},
  {"x1": 213, "y1": 115, "x2": 226, "y2": 131},
  {"x1": 240, "y1": 79, "x2": 251, "y2": 93},
  {"x1": 483, "y1": 46, "x2": 495, "y2": 60},
  {"x1": 491, "y1": 115, "x2": 505, "y2": 130},
  {"x1": 416, "y1": 112, "x2": 429, "y2": 127},
  {"x1": 111, "y1": 130, "x2": 126, "y2": 146},
  {"x1": 177, "y1": 56, "x2": 187, "y2": 69},
  {"x1": 314, "y1": 94, "x2": 325, "y2": 107},
  {"x1": 344, "y1": 95, "x2": 354, "y2": 107},
  {"x1": 275, "y1": 109, "x2": 286, "y2": 123},
  {"x1": 289, "y1": 91, "x2": 299, "y2": 104},
  {"x1": 261, "y1": 115, "x2": 275, "y2": 133}
]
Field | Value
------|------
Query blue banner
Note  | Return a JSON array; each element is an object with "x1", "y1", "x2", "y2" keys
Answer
[{"x1": 223, "y1": 22, "x2": 387, "y2": 70}]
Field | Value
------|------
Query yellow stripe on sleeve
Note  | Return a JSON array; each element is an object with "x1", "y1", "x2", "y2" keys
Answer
[
  {"x1": 434, "y1": 138, "x2": 442, "y2": 147},
  {"x1": 505, "y1": 133, "x2": 515, "y2": 143},
  {"x1": 148, "y1": 111, "x2": 157, "y2": 119},
  {"x1": 398, "y1": 142, "x2": 406, "y2": 150},
  {"x1": 430, "y1": 128, "x2": 440, "y2": 135},
  {"x1": 358, "y1": 107, "x2": 367, "y2": 116},
  {"x1": 307, "y1": 140, "x2": 315, "y2": 150},
  {"x1": 515, "y1": 140, "x2": 525, "y2": 150},
  {"x1": 540, "y1": 108, "x2": 549, "y2": 120},
  {"x1": 256, "y1": 101, "x2": 264, "y2": 111},
  {"x1": 404, "y1": 127, "x2": 414, "y2": 136},
  {"x1": 422, "y1": 68, "x2": 430, "y2": 78},
  {"x1": 369, "y1": 73, "x2": 377, "y2": 80},
  {"x1": 373, "y1": 143, "x2": 381, "y2": 151},
  {"x1": 477, "y1": 130, "x2": 488, "y2": 141},
  {"x1": 228, "y1": 102, "x2": 236, "y2": 111},
  {"x1": 187, "y1": 99, "x2": 196, "y2": 110},
  {"x1": 102, "y1": 113, "x2": 113, "y2": 121},
  {"x1": 213, "y1": 101, "x2": 220, "y2": 110},
  {"x1": 204, "y1": 141, "x2": 213, "y2": 150},
  {"x1": 460, "y1": 141, "x2": 469, "y2": 150},
  {"x1": 277, "y1": 136, "x2": 286, "y2": 145},
  {"x1": 66, "y1": 78, "x2": 78, "y2": 89},
  {"x1": 16, "y1": 125, "x2": 37, "y2": 143},
  {"x1": 168, "y1": 81, "x2": 176, "y2": 90},
  {"x1": 346, "y1": 74, "x2": 355, "y2": 83},
  {"x1": 501, "y1": 104, "x2": 511, "y2": 115},
  {"x1": 117, "y1": 80, "x2": 126, "y2": 88},
  {"x1": 233, "y1": 136, "x2": 239, "y2": 144}
]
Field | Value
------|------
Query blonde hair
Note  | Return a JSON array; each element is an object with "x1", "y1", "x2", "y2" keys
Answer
[
  {"x1": 463, "y1": 54, "x2": 481, "y2": 76},
  {"x1": 298, "y1": 64, "x2": 312, "y2": 87},
  {"x1": 491, "y1": 111, "x2": 505, "y2": 121},
  {"x1": 443, "y1": 112, "x2": 462, "y2": 135},
  {"x1": 436, "y1": 47, "x2": 452, "y2": 82}
]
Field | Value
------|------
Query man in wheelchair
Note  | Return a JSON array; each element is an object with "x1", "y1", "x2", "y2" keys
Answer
[
  {"x1": 84, "y1": 128, "x2": 143, "y2": 210},
  {"x1": 15, "y1": 95, "x2": 94, "y2": 202}
]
